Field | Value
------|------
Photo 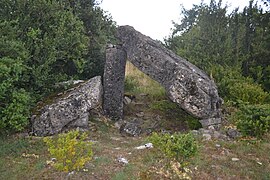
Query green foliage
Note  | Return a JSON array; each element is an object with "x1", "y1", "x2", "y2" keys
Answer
[
  {"x1": 186, "y1": 118, "x2": 202, "y2": 130},
  {"x1": 44, "y1": 130, "x2": 93, "y2": 172},
  {"x1": 0, "y1": 21, "x2": 31, "y2": 132},
  {"x1": 234, "y1": 104, "x2": 270, "y2": 138},
  {"x1": 227, "y1": 82, "x2": 269, "y2": 104},
  {"x1": 150, "y1": 100, "x2": 178, "y2": 112},
  {"x1": 13, "y1": 0, "x2": 89, "y2": 94},
  {"x1": 0, "y1": 0, "x2": 115, "y2": 133},
  {"x1": 149, "y1": 132, "x2": 198, "y2": 162},
  {"x1": 0, "y1": 137, "x2": 29, "y2": 157},
  {"x1": 65, "y1": 0, "x2": 117, "y2": 78},
  {"x1": 211, "y1": 65, "x2": 269, "y2": 104},
  {"x1": 1, "y1": 89, "x2": 31, "y2": 131}
]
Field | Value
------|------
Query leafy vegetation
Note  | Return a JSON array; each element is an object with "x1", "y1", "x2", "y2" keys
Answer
[
  {"x1": 0, "y1": 0, "x2": 115, "y2": 132},
  {"x1": 44, "y1": 130, "x2": 93, "y2": 172},
  {"x1": 149, "y1": 132, "x2": 198, "y2": 162},
  {"x1": 234, "y1": 104, "x2": 270, "y2": 137},
  {"x1": 0, "y1": 20, "x2": 31, "y2": 132},
  {"x1": 150, "y1": 100, "x2": 178, "y2": 112}
]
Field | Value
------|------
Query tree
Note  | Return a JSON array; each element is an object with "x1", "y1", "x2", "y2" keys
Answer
[
  {"x1": 166, "y1": 0, "x2": 230, "y2": 71},
  {"x1": 1, "y1": 0, "x2": 90, "y2": 97},
  {"x1": 0, "y1": 20, "x2": 31, "y2": 131},
  {"x1": 166, "y1": 0, "x2": 270, "y2": 106},
  {"x1": 54, "y1": 0, "x2": 116, "y2": 78},
  {"x1": 0, "y1": 0, "x2": 116, "y2": 132}
]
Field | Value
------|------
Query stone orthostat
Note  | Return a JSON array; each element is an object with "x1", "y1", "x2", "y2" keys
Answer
[{"x1": 103, "y1": 44, "x2": 127, "y2": 120}]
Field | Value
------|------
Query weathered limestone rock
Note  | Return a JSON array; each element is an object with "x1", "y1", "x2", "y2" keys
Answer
[
  {"x1": 103, "y1": 45, "x2": 127, "y2": 120},
  {"x1": 116, "y1": 25, "x2": 223, "y2": 126},
  {"x1": 31, "y1": 76, "x2": 102, "y2": 136}
]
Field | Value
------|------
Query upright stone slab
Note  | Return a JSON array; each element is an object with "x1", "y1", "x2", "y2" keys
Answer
[
  {"x1": 116, "y1": 25, "x2": 223, "y2": 127},
  {"x1": 103, "y1": 45, "x2": 127, "y2": 120}
]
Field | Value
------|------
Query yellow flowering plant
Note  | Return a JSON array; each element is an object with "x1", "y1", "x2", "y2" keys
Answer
[{"x1": 44, "y1": 130, "x2": 93, "y2": 172}]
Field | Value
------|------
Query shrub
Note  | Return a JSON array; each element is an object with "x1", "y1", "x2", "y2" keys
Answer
[
  {"x1": 186, "y1": 118, "x2": 202, "y2": 130},
  {"x1": 43, "y1": 130, "x2": 93, "y2": 172},
  {"x1": 227, "y1": 82, "x2": 269, "y2": 105},
  {"x1": 1, "y1": 89, "x2": 31, "y2": 132},
  {"x1": 0, "y1": 21, "x2": 31, "y2": 132},
  {"x1": 234, "y1": 104, "x2": 270, "y2": 138},
  {"x1": 211, "y1": 65, "x2": 269, "y2": 104},
  {"x1": 149, "y1": 132, "x2": 198, "y2": 162},
  {"x1": 150, "y1": 100, "x2": 178, "y2": 112}
]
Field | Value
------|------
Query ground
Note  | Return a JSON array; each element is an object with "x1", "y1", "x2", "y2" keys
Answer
[{"x1": 0, "y1": 62, "x2": 269, "y2": 180}]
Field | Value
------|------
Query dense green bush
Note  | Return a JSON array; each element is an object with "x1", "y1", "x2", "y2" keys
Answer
[
  {"x1": 234, "y1": 104, "x2": 270, "y2": 138},
  {"x1": 0, "y1": 0, "x2": 115, "y2": 133},
  {"x1": 0, "y1": 21, "x2": 31, "y2": 131},
  {"x1": 211, "y1": 65, "x2": 269, "y2": 104},
  {"x1": 44, "y1": 130, "x2": 93, "y2": 172},
  {"x1": 227, "y1": 82, "x2": 269, "y2": 104},
  {"x1": 1, "y1": 89, "x2": 31, "y2": 131},
  {"x1": 149, "y1": 132, "x2": 198, "y2": 162}
]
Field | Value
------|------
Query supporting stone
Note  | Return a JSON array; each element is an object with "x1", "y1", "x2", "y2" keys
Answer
[
  {"x1": 103, "y1": 45, "x2": 127, "y2": 120},
  {"x1": 199, "y1": 118, "x2": 222, "y2": 129},
  {"x1": 31, "y1": 76, "x2": 103, "y2": 136},
  {"x1": 116, "y1": 25, "x2": 223, "y2": 126}
]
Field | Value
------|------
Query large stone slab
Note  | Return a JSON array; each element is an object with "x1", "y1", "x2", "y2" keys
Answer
[
  {"x1": 116, "y1": 26, "x2": 223, "y2": 126},
  {"x1": 103, "y1": 45, "x2": 127, "y2": 120},
  {"x1": 31, "y1": 76, "x2": 102, "y2": 136}
]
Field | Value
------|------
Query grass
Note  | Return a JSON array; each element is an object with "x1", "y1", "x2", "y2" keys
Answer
[
  {"x1": 125, "y1": 61, "x2": 166, "y2": 101},
  {"x1": 1, "y1": 125, "x2": 270, "y2": 179},
  {"x1": 0, "y1": 135, "x2": 48, "y2": 180},
  {"x1": 112, "y1": 164, "x2": 137, "y2": 180},
  {"x1": 189, "y1": 137, "x2": 270, "y2": 179}
]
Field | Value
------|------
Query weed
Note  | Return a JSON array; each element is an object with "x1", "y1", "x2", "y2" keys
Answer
[
  {"x1": 35, "y1": 160, "x2": 46, "y2": 170},
  {"x1": 94, "y1": 156, "x2": 112, "y2": 166},
  {"x1": 0, "y1": 135, "x2": 48, "y2": 180},
  {"x1": 44, "y1": 130, "x2": 93, "y2": 172},
  {"x1": 148, "y1": 132, "x2": 198, "y2": 163}
]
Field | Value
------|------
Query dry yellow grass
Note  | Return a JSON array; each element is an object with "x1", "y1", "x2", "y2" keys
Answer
[
  {"x1": 125, "y1": 61, "x2": 166, "y2": 100},
  {"x1": 125, "y1": 61, "x2": 154, "y2": 87}
]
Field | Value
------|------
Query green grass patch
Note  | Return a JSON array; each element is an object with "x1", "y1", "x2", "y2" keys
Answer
[
  {"x1": 112, "y1": 164, "x2": 137, "y2": 180},
  {"x1": 0, "y1": 135, "x2": 48, "y2": 180}
]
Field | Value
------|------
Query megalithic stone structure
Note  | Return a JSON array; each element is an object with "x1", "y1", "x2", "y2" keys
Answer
[
  {"x1": 103, "y1": 45, "x2": 127, "y2": 120},
  {"x1": 114, "y1": 25, "x2": 223, "y2": 127}
]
